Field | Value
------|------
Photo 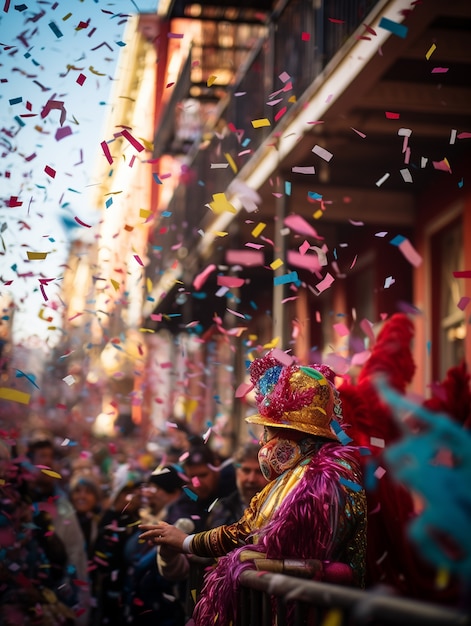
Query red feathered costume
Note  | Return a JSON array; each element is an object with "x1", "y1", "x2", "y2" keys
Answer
[{"x1": 339, "y1": 313, "x2": 466, "y2": 604}]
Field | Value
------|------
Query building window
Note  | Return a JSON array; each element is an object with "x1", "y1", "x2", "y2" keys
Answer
[{"x1": 433, "y1": 218, "x2": 465, "y2": 380}]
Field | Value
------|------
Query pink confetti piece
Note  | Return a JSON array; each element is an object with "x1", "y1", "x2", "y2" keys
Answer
[
  {"x1": 299, "y1": 240, "x2": 311, "y2": 255},
  {"x1": 76, "y1": 73, "x2": 86, "y2": 85},
  {"x1": 287, "y1": 250, "x2": 322, "y2": 273},
  {"x1": 457, "y1": 296, "x2": 470, "y2": 311},
  {"x1": 315, "y1": 272, "x2": 334, "y2": 294},
  {"x1": 351, "y1": 127, "x2": 366, "y2": 138},
  {"x1": 235, "y1": 381, "x2": 253, "y2": 398},
  {"x1": 284, "y1": 214, "x2": 324, "y2": 239},
  {"x1": 226, "y1": 249, "x2": 264, "y2": 266},
  {"x1": 301, "y1": 32, "x2": 310, "y2": 41},
  {"x1": 292, "y1": 166, "x2": 315, "y2": 174},
  {"x1": 133, "y1": 254, "x2": 144, "y2": 266},
  {"x1": 312, "y1": 144, "x2": 333, "y2": 162},
  {"x1": 270, "y1": 348, "x2": 294, "y2": 365},
  {"x1": 333, "y1": 322, "x2": 350, "y2": 337},
  {"x1": 226, "y1": 307, "x2": 246, "y2": 319},
  {"x1": 217, "y1": 276, "x2": 245, "y2": 288},
  {"x1": 193, "y1": 264, "x2": 216, "y2": 290},
  {"x1": 457, "y1": 132, "x2": 471, "y2": 139},
  {"x1": 431, "y1": 67, "x2": 448, "y2": 73},
  {"x1": 328, "y1": 17, "x2": 345, "y2": 24},
  {"x1": 168, "y1": 32, "x2": 184, "y2": 38},
  {"x1": 453, "y1": 270, "x2": 471, "y2": 278},
  {"x1": 360, "y1": 318, "x2": 375, "y2": 343},
  {"x1": 385, "y1": 111, "x2": 400, "y2": 119}
]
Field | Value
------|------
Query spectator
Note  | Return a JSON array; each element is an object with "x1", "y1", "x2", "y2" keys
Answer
[
  {"x1": 206, "y1": 441, "x2": 267, "y2": 527},
  {"x1": 164, "y1": 443, "x2": 236, "y2": 533},
  {"x1": 21, "y1": 434, "x2": 91, "y2": 624},
  {"x1": 140, "y1": 354, "x2": 367, "y2": 626},
  {"x1": 122, "y1": 464, "x2": 187, "y2": 625},
  {"x1": 69, "y1": 471, "x2": 103, "y2": 560},
  {"x1": 91, "y1": 463, "x2": 143, "y2": 626}
]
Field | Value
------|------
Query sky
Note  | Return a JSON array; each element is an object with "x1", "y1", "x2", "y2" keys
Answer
[{"x1": 0, "y1": 0, "x2": 157, "y2": 348}]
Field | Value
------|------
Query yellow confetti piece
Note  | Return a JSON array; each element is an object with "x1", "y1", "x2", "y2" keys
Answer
[
  {"x1": 321, "y1": 609, "x2": 342, "y2": 626},
  {"x1": 435, "y1": 568, "x2": 450, "y2": 589},
  {"x1": 224, "y1": 152, "x2": 238, "y2": 174},
  {"x1": 248, "y1": 335, "x2": 258, "y2": 342},
  {"x1": 313, "y1": 209, "x2": 323, "y2": 219},
  {"x1": 110, "y1": 279, "x2": 120, "y2": 291},
  {"x1": 251, "y1": 222, "x2": 266, "y2": 237},
  {"x1": 146, "y1": 278, "x2": 152, "y2": 292},
  {"x1": 270, "y1": 258, "x2": 283, "y2": 270},
  {"x1": 139, "y1": 328, "x2": 155, "y2": 333},
  {"x1": 263, "y1": 337, "x2": 280, "y2": 350},
  {"x1": 27, "y1": 251, "x2": 48, "y2": 260},
  {"x1": 191, "y1": 589, "x2": 197, "y2": 603},
  {"x1": 140, "y1": 209, "x2": 151, "y2": 219},
  {"x1": 252, "y1": 118, "x2": 271, "y2": 129},
  {"x1": 209, "y1": 192, "x2": 237, "y2": 215},
  {"x1": 288, "y1": 95, "x2": 296, "y2": 103},
  {"x1": 0, "y1": 387, "x2": 31, "y2": 404},
  {"x1": 140, "y1": 138, "x2": 154, "y2": 151},
  {"x1": 426, "y1": 43, "x2": 436, "y2": 60},
  {"x1": 212, "y1": 231, "x2": 228, "y2": 238},
  {"x1": 207, "y1": 75, "x2": 217, "y2": 86},
  {"x1": 41, "y1": 469, "x2": 62, "y2": 479}
]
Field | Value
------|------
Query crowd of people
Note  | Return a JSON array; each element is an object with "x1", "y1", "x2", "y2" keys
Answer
[{"x1": 1, "y1": 314, "x2": 470, "y2": 625}]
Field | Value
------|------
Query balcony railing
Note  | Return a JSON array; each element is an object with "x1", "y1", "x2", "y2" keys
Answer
[{"x1": 148, "y1": 0, "x2": 383, "y2": 308}]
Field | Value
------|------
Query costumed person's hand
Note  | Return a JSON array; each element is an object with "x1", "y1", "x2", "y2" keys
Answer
[{"x1": 139, "y1": 521, "x2": 188, "y2": 551}]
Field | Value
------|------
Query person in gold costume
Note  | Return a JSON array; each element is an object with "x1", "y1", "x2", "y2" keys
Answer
[{"x1": 139, "y1": 353, "x2": 367, "y2": 626}]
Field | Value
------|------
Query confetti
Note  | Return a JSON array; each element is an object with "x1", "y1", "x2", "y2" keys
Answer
[
  {"x1": 251, "y1": 118, "x2": 271, "y2": 129},
  {"x1": 27, "y1": 251, "x2": 48, "y2": 260},
  {"x1": 378, "y1": 16, "x2": 408, "y2": 39},
  {"x1": 312, "y1": 144, "x2": 333, "y2": 162},
  {"x1": 0, "y1": 387, "x2": 30, "y2": 404}
]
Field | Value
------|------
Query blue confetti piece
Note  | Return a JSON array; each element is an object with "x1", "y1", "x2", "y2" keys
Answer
[
  {"x1": 14, "y1": 116, "x2": 25, "y2": 127},
  {"x1": 339, "y1": 477, "x2": 362, "y2": 492},
  {"x1": 9, "y1": 97, "x2": 22, "y2": 105},
  {"x1": 389, "y1": 234, "x2": 406, "y2": 246},
  {"x1": 48, "y1": 21, "x2": 63, "y2": 38},
  {"x1": 183, "y1": 486, "x2": 198, "y2": 501},
  {"x1": 379, "y1": 16, "x2": 408, "y2": 39},
  {"x1": 308, "y1": 191, "x2": 322, "y2": 200},
  {"x1": 153, "y1": 173, "x2": 162, "y2": 184},
  {"x1": 274, "y1": 271, "x2": 299, "y2": 286},
  {"x1": 105, "y1": 197, "x2": 113, "y2": 209},
  {"x1": 285, "y1": 181, "x2": 291, "y2": 196}
]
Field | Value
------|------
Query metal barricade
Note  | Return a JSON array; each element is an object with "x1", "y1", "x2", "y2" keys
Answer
[{"x1": 237, "y1": 571, "x2": 470, "y2": 626}]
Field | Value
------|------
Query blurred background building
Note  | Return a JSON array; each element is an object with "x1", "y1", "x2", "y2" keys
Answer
[{"x1": 4, "y1": 0, "x2": 469, "y2": 453}]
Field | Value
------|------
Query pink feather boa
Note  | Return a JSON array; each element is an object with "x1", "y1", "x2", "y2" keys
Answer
[{"x1": 192, "y1": 443, "x2": 361, "y2": 625}]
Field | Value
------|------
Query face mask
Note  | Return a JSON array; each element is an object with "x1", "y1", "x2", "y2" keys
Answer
[{"x1": 258, "y1": 436, "x2": 302, "y2": 481}]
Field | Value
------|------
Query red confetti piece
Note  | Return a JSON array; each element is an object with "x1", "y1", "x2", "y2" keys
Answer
[
  {"x1": 44, "y1": 165, "x2": 56, "y2": 178},
  {"x1": 133, "y1": 254, "x2": 144, "y2": 266},
  {"x1": 76, "y1": 73, "x2": 86, "y2": 85},
  {"x1": 385, "y1": 111, "x2": 400, "y2": 119},
  {"x1": 301, "y1": 32, "x2": 310, "y2": 41},
  {"x1": 328, "y1": 18, "x2": 345, "y2": 24},
  {"x1": 453, "y1": 271, "x2": 471, "y2": 278},
  {"x1": 8, "y1": 196, "x2": 22, "y2": 207},
  {"x1": 101, "y1": 140, "x2": 113, "y2": 164},
  {"x1": 121, "y1": 129, "x2": 145, "y2": 152},
  {"x1": 74, "y1": 216, "x2": 92, "y2": 228}
]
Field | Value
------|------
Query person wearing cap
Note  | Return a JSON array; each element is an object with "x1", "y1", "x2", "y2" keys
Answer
[
  {"x1": 140, "y1": 353, "x2": 367, "y2": 626},
  {"x1": 122, "y1": 464, "x2": 187, "y2": 626}
]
